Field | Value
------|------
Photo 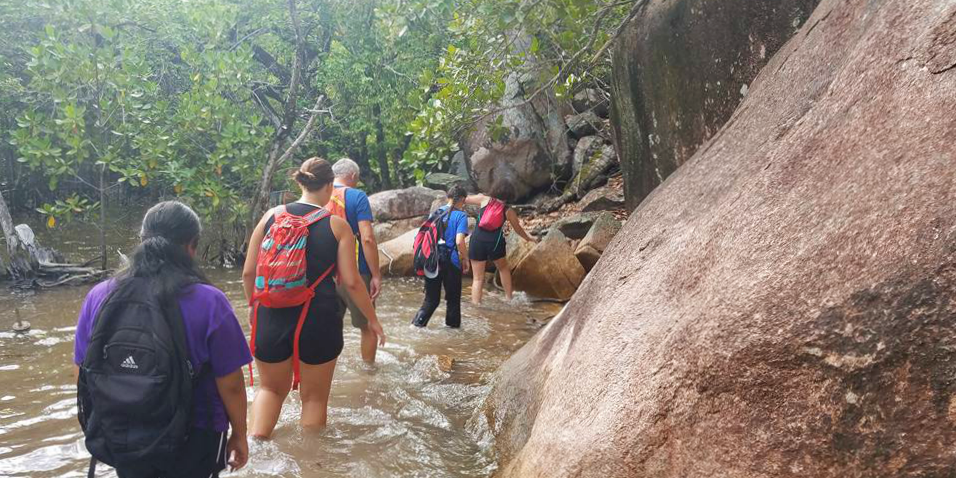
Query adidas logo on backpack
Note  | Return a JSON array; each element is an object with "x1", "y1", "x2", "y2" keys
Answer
[{"x1": 121, "y1": 356, "x2": 138, "y2": 369}]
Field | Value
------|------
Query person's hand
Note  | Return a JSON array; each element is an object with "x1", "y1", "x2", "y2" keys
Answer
[
  {"x1": 369, "y1": 274, "x2": 383, "y2": 301},
  {"x1": 226, "y1": 431, "x2": 248, "y2": 471},
  {"x1": 462, "y1": 260, "x2": 471, "y2": 274},
  {"x1": 368, "y1": 319, "x2": 387, "y2": 347}
]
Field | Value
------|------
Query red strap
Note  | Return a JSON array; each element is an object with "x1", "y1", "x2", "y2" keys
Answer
[
  {"x1": 290, "y1": 262, "x2": 337, "y2": 390},
  {"x1": 248, "y1": 302, "x2": 259, "y2": 386}
]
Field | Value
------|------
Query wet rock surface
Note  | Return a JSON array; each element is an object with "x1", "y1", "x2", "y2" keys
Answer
[
  {"x1": 610, "y1": 0, "x2": 820, "y2": 210},
  {"x1": 489, "y1": 0, "x2": 956, "y2": 476}
]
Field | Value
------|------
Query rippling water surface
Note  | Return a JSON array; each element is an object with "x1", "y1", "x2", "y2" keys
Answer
[{"x1": 0, "y1": 224, "x2": 560, "y2": 477}]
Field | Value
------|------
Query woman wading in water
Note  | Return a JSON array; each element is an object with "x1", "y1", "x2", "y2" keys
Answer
[
  {"x1": 74, "y1": 201, "x2": 251, "y2": 477},
  {"x1": 243, "y1": 158, "x2": 385, "y2": 437},
  {"x1": 466, "y1": 193, "x2": 537, "y2": 305}
]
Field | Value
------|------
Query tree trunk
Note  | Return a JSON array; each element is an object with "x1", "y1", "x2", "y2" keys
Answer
[
  {"x1": 0, "y1": 190, "x2": 35, "y2": 279},
  {"x1": 99, "y1": 164, "x2": 108, "y2": 271},
  {"x1": 374, "y1": 104, "x2": 393, "y2": 190}
]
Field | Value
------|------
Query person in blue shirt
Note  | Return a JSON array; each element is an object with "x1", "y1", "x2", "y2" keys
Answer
[
  {"x1": 412, "y1": 184, "x2": 470, "y2": 328},
  {"x1": 328, "y1": 158, "x2": 382, "y2": 362}
]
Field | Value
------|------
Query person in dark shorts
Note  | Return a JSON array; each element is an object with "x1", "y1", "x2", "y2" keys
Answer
[
  {"x1": 327, "y1": 158, "x2": 382, "y2": 363},
  {"x1": 74, "y1": 201, "x2": 251, "y2": 477},
  {"x1": 466, "y1": 193, "x2": 537, "y2": 305},
  {"x1": 243, "y1": 157, "x2": 386, "y2": 437},
  {"x1": 412, "y1": 184, "x2": 471, "y2": 328}
]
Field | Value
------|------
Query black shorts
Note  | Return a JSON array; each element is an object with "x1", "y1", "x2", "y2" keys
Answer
[
  {"x1": 254, "y1": 295, "x2": 344, "y2": 365},
  {"x1": 469, "y1": 233, "x2": 506, "y2": 262},
  {"x1": 114, "y1": 428, "x2": 227, "y2": 478}
]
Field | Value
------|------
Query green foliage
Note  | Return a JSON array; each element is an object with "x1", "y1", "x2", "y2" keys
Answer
[{"x1": 0, "y1": 0, "x2": 628, "y2": 246}]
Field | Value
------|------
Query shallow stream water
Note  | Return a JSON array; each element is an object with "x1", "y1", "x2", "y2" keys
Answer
[{"x1": 0, "y1": 220, "x2": 560, "y2": 477}]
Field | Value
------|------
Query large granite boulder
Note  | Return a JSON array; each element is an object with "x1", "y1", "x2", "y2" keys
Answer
[
  {"x1": 512, "y1": 230, "x2": 584, "y2": 301},
  {"x1": 573, "y1": 213, "x2": 621, "y2": 271},
  {"x1": 487, "y1": 0, "x2": 956, "y2": 476},
  {"x1": 377, "y1": 228, "x2": 418, "y2": 276},
  {"x1": 610, "y1": 0, "x2": 820, "y2": 210},
  {"x1": 463, "y1": 33, "x2": 573, "y2": 202},
  {"x1": 368, "y1": 187, "x2": 444, "y2": 221},
  {"x1": 373, "y1": 217, "x2": 423, "y2": 243}
]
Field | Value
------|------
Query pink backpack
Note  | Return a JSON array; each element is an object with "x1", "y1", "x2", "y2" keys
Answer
[{"x1": 477, "y1": 199, "x2": 506, "y2": 231}]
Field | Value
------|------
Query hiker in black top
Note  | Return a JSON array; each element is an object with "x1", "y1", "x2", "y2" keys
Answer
[
  {"x1": 466, "y1": 193, "x2": 537, "y2": 305},
  {"x1": 242, "y1": 157, "x2": 386, "y2": 438}
]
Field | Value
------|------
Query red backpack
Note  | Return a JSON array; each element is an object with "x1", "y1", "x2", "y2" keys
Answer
[
  {"x1": 477, "y1": 199, "x2": 506, "y2": 231},
  {"x1": 413, "y1": 207, "x2": 452, "y2": 278},
  {"x1": 249, "y1": 205, "x2": 335, "y2": 388}
]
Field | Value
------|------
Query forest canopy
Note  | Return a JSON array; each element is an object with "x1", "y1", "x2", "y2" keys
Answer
[{"x1": 0, "y1": 0, "x2": 634, "y2": 259}]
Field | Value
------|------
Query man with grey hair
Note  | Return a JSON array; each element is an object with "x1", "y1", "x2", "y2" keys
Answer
[{"x1": 326, "y1": 157, "x2": 382, "y2": 363}]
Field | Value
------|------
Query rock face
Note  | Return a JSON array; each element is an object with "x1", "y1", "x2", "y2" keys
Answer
[
  {"x1": 487, "y1": 1, "x2": 956, "y2": 476},
  {"x1": 610, "y1": 0, "x2": 820, "y2": 210},
  {"x1": 368, "y1": 187, "x2": 445, "y2": 221},
  {"x1": 552, "y1": 212, "x2": 601, "y2": 240},
  {"x1": 377, "y1": 228, "x2": 418, "y2": 276},
  {"x1": 512, "y1": 230, "x2": 584, "y2": 301},
  {"x1": 573, "y1": 213, "x2": 621, "y2": 271},
  {"x1": 463, "y1": 33, "x2": 573, "y2": 202},
  {"x1": 579, "y1": 187, "x2": 625, "y2": 212},
  {"x1": 373, "y1": 218, "x2": 423, "y2": 243},
  {"x1": 424, "y1": 172, "x2": 465, "y2": 191}
]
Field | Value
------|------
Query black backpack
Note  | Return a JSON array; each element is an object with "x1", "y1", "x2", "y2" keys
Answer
[
  {"x1": 77, "y1": 277, "x2": 198, "y2": 472},
  {"x1": 413, "y1": 207, "x2": 452, "y2": 279}
]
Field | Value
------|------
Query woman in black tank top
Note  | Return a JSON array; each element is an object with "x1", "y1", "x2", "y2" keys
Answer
[
  {"x1": 465, "y1": 193, "x2": 537, "y2": 305},
  {"x1": 242, "y1": 157, "x2": 386, "y2": 438}
]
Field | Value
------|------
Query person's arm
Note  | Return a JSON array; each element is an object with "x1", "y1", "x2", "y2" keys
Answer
[
  {"x1": 357, "y1": 220, "x2": 382, "y2": 300},
  {"x1": 506, "y1": 208, "x2": 536, "y2": 242},
  {"x1": 465, "y1": 194, "x2": 489, "y2": 207},
  {"x1": 215, "y1": 368, "x2": 248, "y2": 471},
  {"x1": 457, "y1": 232, "x2": 470, "y2": 274},
  {"x1": 241, "y1": 211, "x2": 272, "y2": 304},
  {"x1": 331, "y1": 216, "x2": 386, "y2": 346}
]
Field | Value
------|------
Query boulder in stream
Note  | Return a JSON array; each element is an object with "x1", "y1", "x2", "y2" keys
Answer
[
  {"x1": 512, "y1": 230, "x2": 584, "y2": 301},
  {"x1": 378, "y1": 228, "x2": 418, "y2": 277},
  {"x1": 487, "y1": 0, "x2": 956, "y2": 476},
  {"x1": 373, "y1": 218, "x2": 424, "y2": 243}
]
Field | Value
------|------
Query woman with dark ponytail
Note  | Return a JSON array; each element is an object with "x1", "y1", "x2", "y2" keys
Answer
[
  {"x1": 74, "y1": 201, "x2": 251, "y2": 477},
  {"x1": 243, "y1": 157, "x2": 386, "y2": 437}
]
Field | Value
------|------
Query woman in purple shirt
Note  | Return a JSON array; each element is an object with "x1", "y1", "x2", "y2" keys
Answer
[{"x1": 74, "y1": 201, "x2": 252, "y2": 477}]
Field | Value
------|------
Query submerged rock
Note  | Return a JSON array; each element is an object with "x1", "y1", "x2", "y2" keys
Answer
[{"x1": 488, "y1": 0, "x2": 956, "y2": 475}]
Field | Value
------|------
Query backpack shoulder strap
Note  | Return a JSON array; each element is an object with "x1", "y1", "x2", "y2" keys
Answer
[{"x1": 303, "y1": 206, "x2": 331, "y2": 226}]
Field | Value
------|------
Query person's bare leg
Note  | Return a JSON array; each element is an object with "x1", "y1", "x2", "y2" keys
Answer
[
  {"x1": 471, "y1": 260, "x2": 486, "y2": 305},
  {"x1": 359, "y1": 327, "x2": 377, "y2": 363},
  {"x1": 299, "y1": 359, "x2": 338, "y2": 430},
  {"x1": 250, "y1": 359, "x2": 293, "y2": 439},
  {"x1": 493, "y1": 257, "x2": 513, "y2": 300}
]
